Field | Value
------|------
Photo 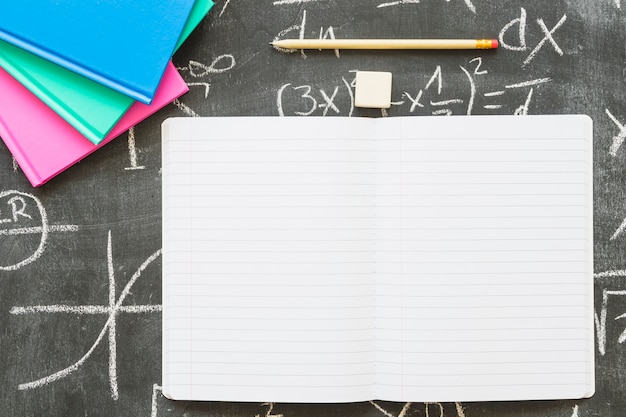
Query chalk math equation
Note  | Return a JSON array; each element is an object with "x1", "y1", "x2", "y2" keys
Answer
[
  {"x1": 273, "y1": 5, "x2": 565, "y2": 117},
  {"x1": 0, "y1": 191, "x2": 161, "y2": 401}
]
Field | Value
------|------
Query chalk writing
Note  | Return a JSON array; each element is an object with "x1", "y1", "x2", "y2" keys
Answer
[
  {"x1": 399, "y1": 61, "x2": 551, "y2": 115},
  {"x1": 273, "y1": 10, "x2": 305, "y2": 54},
  {"x1": 605, "y1": 108, "x2": 626, "y2": 240},
  {"x1": 188, "y1": 82, "x2": 211, "y2": 98},
  {"x1": 610, "y1": 217, "x2": 626, "y2": 241},
  {"x1": 150, "y1": 384, "x2": 162, "y2": 417},
  {"x1": 273, "y1": 0, "x2": 321, "y2": 5},
  {"x1": 173, "y1": 98, "x2": 200, "y2": 117},
  {"x1": 125, "y1": 127, "x2": 145, "y2": 171},
  {"x1": 370, "y1": 401, "x2": 467, "y2": 417},
  {"x1": 499, "y1": 8, "x2": 567, "y2": 66},
  {"x1": 272, "y1": 10, "x2": 342, "y2": 58},
  {"x1": 277, "y1": 58, "x2": 551, "y2": 117},
  {"x1": 173, "y1": 55, "x2": 237, "y2": 117},
  {"x1": 277, "y1": 76, "x2": 355, "y2": 116},
  {"x1": 370, "y1": 401, "x2": 413, "y2": 417},
  {"x1": 255, "y1": 403, "x2": 284, "y2": 417},
  {"x1": 606, "y1": 109, "x2": 626, "y2": 157},
  {"x1": 11, "y1": 231, "x2": 161, "y2": 400},
  {"x1": 177, "y1": 56, "x2": 236, "y2": 77},
  {"x1": 0, "y1": 190, "x2": 78, "y2": 271},
  {"x1": 173, "y1": 83, "x2": 212, "y2": 116},
  {"x1": 219, "y1": 0, "x2": 233, "y2": 16},
  {"x1": 593, "y1": 273, "x2": 626, "y2": 356},
  {"x1": 377, "y1": 0, "x2": 476, "y2": 13},
  {"x1": 378, "y1": 0, "x2": 421, "y2": 8}
]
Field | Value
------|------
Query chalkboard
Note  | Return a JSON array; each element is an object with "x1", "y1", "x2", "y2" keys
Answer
[{"x1": 0, "y1": 0, "x2": 624, "y2": 416}]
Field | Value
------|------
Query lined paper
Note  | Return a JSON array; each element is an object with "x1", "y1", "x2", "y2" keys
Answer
[
  {"x1": 163, "y1": 117, "x2": 379, "y2": 402},
  {"x1": 371, "y1": 116, "x2": 593, "y2": 401},
  {"x1": 162, "y1": 115, "x2": 594, "y2": 402}
]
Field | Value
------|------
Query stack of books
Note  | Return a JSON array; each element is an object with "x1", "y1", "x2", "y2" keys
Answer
[{"x1": 0, "y1": 0, "x2": 214, "y2": 186}]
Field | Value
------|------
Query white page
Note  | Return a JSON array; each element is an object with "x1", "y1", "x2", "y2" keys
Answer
[
  {"x1": 162, "y1": 117, "x2": 378, "y2": 402},
  {"x1": 163, "y1": 115, "x2": 594, "y2": 403},
  {"x1": 373, "y1": 115, "x2": 594, "y2": 401}
]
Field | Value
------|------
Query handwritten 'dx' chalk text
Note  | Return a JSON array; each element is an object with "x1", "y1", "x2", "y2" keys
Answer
[{"x1": 499, "y1": 8, "x2": 566, "y2": 66}]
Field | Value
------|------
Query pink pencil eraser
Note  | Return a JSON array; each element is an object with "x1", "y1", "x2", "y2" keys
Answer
[{"x1": 491, "y1": 39, "x2": 499, "y2": 49}]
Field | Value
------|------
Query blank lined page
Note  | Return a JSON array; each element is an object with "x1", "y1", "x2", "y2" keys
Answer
[
  {"x1": 162, "y1": 115, "x2": 594, "y2": 403},
  {"x1": 373, "y1": 115, "x2": 594, "y2": 401},
  {"x1": 162, "y1": 117, "x2": 378, "y2": 402}
]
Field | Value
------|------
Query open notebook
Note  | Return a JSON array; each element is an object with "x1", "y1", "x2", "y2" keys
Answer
[{"x1": 162, "y1": 115, "x2": 594, "y2": 403}]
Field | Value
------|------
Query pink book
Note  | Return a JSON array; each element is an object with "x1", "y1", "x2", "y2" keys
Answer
[{"x1": 0, "y1": 62, "x2": 188, "y2": 187}]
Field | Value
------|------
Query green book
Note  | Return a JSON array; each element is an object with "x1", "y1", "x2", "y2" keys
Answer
[{"x1": 0, "y1": 0, "x2": 213, "y2": 145}]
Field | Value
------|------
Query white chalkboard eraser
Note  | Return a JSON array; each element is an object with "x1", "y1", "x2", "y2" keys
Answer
[{"x1": 354, "y1": 71, "x2": 392, "y2": 108}]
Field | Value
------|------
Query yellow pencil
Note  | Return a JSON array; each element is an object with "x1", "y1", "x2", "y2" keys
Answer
[{"x1": 272, "y1": 38, "x2": 499, "y2": 50}]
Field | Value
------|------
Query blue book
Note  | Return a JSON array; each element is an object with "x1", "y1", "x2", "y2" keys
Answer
[
  {"x1": 0, "y1": 0, "x2": 196, "y2": 104},
  {"x1": 0, "y1": 0, "x2": 213, "y2": 144}
]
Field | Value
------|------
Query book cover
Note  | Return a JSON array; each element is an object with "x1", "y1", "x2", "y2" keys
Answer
[
  {"x1": 0, "y1": 0, "x2": 196, "y2": 104},
  {"x1": 0, "y1": 0, "x2": 212, "y2": 145},
  {"x1": 0, "y1": 0, "x2": 213, "y2": 145},
  {"x1": 0, "y1": 63, "x2": 188, "y2": 187}
]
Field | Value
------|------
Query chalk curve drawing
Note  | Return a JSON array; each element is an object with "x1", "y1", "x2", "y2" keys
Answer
[
  {"x1": 12, "y1": 230, "x2": 162, "y2": 400},
  {"x1": 0, "y1": 190, "x2": 48, "y2": 271}
]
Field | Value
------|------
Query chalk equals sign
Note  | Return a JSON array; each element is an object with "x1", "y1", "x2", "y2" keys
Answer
[
  {"x1": 0, "y1": 224, "x2": 78, "y2": 236},
  {"x1": 482, "y1": 77, "x2": 551, "y2": 110}
]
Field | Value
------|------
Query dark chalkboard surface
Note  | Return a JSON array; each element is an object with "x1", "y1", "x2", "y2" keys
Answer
[{"x1": 0, "y1": 1, "x2": 624, "y2": 416}]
